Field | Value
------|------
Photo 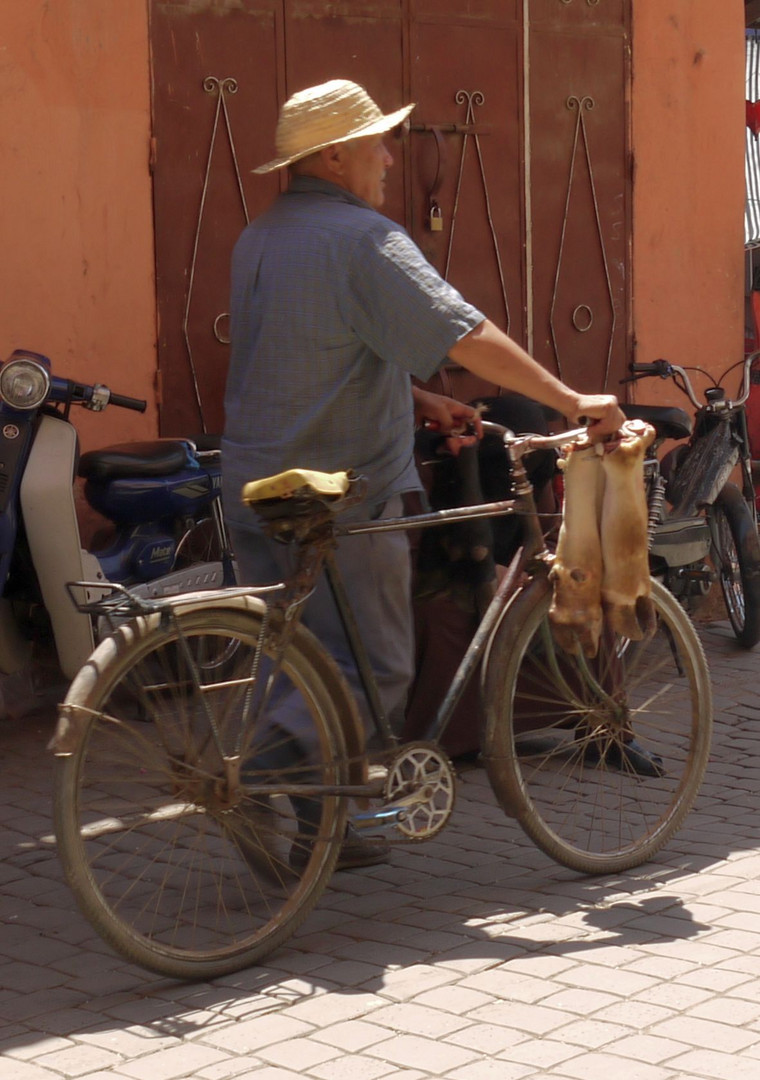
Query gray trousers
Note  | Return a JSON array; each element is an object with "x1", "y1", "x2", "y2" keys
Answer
[{"x1": 228, "y1": 495, "x2": 414, "y2": 744}]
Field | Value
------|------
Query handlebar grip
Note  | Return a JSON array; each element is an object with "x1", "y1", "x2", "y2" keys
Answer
[
  {"x1": 108, "y1": 392, "x2": 147, "y2": 412},
  {"x1": 630, "y1": 362, "x2": 665, "y2": 374},
  {"x1": 627, "y1": 358, "x2": 674, "y2": 379}
]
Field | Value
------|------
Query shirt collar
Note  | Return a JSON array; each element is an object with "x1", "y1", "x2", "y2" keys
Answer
[{"x1": 287, "y1": 173, "x2": 373, "y2": 211}]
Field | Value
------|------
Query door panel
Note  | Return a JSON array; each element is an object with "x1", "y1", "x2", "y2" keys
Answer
[
  {"x1": 528, "y1": 19, "x2": 630, "y2": 392},
  {"x1": 149, "y1": 1, "x2": 631, "y2": 432},
  {"x1": 281, "y1": 4, "x2": 409, "y2": 227},
  {"x1": 413, "y1": 0, "x2": 519, "y2": 21},
  {"x1": 408, "y1": 17, "x2": 523, "y2": 340},
  {"x1": 530, "y1": 0, "x2": 626, "y2": 27},
  {"x1": 150, "y1": 0, "x2": 281, "y2": 435}
]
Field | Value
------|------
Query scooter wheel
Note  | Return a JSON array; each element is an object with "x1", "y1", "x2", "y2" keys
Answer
[{"x1": 711, "y1": 483, "x2": 760, "y2": 649}]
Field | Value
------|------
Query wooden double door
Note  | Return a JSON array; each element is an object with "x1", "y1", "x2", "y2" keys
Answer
[{"x1": 150, "y1": 0, "x2": 630, "y2": 435}]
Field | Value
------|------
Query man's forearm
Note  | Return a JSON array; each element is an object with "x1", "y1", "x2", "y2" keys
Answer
[{"x1": 448, "y1": 319, "x2": 582, "y2": 420}]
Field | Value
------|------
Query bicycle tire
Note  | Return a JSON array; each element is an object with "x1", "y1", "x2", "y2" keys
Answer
[
  {"x1": 710, "y1": 483, "x2": 760, "y2": 649},
  {"x1": 482, "y1": 576, "x2": 712, "y2": 874},
  {"x1": 53, "y1": 605, "x2": 356, "y2": 979}
]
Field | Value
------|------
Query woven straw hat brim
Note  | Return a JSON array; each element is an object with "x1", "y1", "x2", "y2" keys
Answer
[{"x1": 253, "y1": 100, "x2": 415, "y2": 174}]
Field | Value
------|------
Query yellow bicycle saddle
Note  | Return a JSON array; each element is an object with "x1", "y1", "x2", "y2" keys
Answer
[{"x1": 241, "y1": 468, "x2": 351, "y2": 505}]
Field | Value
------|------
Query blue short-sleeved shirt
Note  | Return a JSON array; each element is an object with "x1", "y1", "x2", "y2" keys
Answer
[{"x1": 222, "y1": 175, "x2": 485, "y2": 529}]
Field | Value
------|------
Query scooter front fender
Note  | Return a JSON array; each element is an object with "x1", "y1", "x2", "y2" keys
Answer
[
  {"x1": 20, "y1": 415, "x2": 96, "y2": 679},
  {"x1": 648, "y1": 514, "x2": 712, "y2": 567}
]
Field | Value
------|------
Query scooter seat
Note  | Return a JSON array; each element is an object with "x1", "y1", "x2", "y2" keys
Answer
[
  {"x1": 622, "y1": 403, "x2": 693, "y2": 441},
  {"x1": 190, "y1": 434, "x2": 221, "y2": 452},
  {"x1": 78, "y1": 439, "x2": 195, "y2": 481}
]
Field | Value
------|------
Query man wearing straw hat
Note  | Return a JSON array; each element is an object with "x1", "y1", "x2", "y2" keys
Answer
[{"x1": 222, "y1": 79, "x2": 624, "y2": 870}]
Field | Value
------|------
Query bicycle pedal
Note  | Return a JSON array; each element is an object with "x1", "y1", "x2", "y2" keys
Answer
[
  {"x1": 677, "y1": 565, "x2": 715, "y2": 582},
  {"x1": 350, "y1": 804, "x2": 409, "y2": 833}
]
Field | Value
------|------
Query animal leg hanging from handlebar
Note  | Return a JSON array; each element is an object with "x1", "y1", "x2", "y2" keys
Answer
[
  {"x1": 549, "y1": 420, "x2": 656, "y2": 656},
  {"x1": 600, "y1": 422, "x2": 657, "y2": 639},
  {"x1": 549, "y1": 442, "x2": 604, "y2": 657}
]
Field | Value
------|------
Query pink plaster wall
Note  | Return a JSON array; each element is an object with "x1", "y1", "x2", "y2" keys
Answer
[
  {"x1": 631, "y1": 3, "x2": 746, "y2": 402},
  {"x1": 0, "y1": 3, "x2": 748, "y2": 435},
  {"x1": 0, "y1": 1, "x2": 157, "y2": 448}
]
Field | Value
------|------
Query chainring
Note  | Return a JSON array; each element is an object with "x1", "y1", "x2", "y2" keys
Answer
[{"x1": 384, "y1": 741, "x2": 456, "y2": 841}]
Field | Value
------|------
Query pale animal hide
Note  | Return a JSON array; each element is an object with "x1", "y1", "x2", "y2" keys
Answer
[
  {"x1": 549, "y1": 419, "x2": 655, "y2": 656},
  {"x1": 600, "y1": 420, "x2": 657, "y2": 639}
]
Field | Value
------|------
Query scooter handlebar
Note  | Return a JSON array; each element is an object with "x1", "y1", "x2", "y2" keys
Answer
[
  {"x1": 49, "y1": 377, "x2": 147, "y2": 413},
  {"x1": 107, "y1": 391, "x2": 147, "y2": 413}
]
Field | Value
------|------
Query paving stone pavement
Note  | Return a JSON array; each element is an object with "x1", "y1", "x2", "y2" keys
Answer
[{"x1": 1, "y1": 617, "x2": 760, "y2": 1080}]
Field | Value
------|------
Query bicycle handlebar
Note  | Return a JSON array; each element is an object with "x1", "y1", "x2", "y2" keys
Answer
[
  {"x1": 624, "y1": 351, "x2": 759, "y2": 411},
  {"x1": 480, "y1": 420, "x2": 591, "y2": 457}
]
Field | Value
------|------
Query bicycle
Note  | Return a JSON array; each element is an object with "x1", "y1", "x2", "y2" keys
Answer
[
  {"x1": 50, "y1": 424, "x2": 713, "y2": 979},
  {"x1": 623, "y1": 352, "x2": 760, "y2": 647}
]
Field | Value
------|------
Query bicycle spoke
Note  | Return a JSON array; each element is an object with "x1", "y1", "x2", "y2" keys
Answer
[
  {"x1": 54, "y1": 608, "x2": 352, "y2": 979},
  {"x1": 484, "y1": 579, "x2": 711, "y2": 873}
]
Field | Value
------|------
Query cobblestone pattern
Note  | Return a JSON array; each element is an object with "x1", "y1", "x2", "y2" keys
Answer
[{"x1": 1, "y1": 620, "x2": 759, "y2": 1079}]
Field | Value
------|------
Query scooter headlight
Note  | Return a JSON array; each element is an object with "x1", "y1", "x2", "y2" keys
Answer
[{"x1": 0, "y1": 358, "x2": 51, "y2": 410}]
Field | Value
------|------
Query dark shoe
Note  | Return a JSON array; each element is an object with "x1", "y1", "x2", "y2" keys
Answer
[
  {"x1": 290, "y1": 824, "x2": 390, "y2": 873},
  {"x1": 336, "y1": 826, "x2": 391, "y2": 870},
  {"x1": 583, "y1": 736, "x2": 665, "y2": 778},
  {"x1": 617, "y1": 739, "x2": 665, "y2": 778}
]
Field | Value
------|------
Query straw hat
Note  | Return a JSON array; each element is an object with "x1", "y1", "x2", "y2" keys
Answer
[{"x1": 253, "y1": 79, "x2": 415, "y2": 174}]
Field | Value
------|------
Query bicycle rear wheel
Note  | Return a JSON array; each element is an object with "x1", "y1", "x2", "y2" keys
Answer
[
  {"x1": 482, "y1": 577, "x2": 712, "y2": 874},
  {"x1": 53, "y1": 605, "x2": 355, "y2": 979},
  {"x1": 710, "y1": 483, "x2": 760, "y2": 649}
]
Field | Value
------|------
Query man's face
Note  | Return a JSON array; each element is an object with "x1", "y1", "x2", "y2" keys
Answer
[{"x1": 339, "y1": 135, "x2": 394, "y2": 209}]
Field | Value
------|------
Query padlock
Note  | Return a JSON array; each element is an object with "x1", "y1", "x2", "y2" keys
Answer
[{"x1": 429, "y1": 204, "x2": 443, "y2": 232}]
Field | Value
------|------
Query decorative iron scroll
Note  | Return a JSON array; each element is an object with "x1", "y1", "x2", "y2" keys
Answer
[
  {"x1": 183, "y1": 76, "x2": 250, "y2": 431},
  {"x1": 446, "y1": 90, "x2": 510, "y2": 334},
  {"x1": 549, "y1": 95, "x2": 615, "y2": 388}
]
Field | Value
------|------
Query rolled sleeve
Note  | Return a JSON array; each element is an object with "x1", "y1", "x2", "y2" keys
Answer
[{"x1": 344, "y1": 225, "x2": 484, "y2": 381}]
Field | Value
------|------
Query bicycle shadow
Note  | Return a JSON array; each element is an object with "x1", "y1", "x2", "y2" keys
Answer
[
  {"x1": 0, "y1": 835, "x2": 717, "y2": 1048},
  {"x1": 0, "y1": 648, "x2": 757, "y2": 1053}
]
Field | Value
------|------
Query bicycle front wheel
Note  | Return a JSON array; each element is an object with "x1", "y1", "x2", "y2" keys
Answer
[
  {"x1": 710, "y1": 483, "x2": 760, "y2": 649},
  {"x1": 53, "y1": 605, "x2": 355, "y2": 979},
  {"x1": 482, "y1": 577, "x2": 712, "y2": 874}
]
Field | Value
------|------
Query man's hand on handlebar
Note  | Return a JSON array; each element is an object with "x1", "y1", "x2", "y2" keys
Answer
[
  {"x1": 572, "y1": 394, "x2": 627, "y2": 440},
  {"x1": 412, "y1": 386, "x2": 484, "y2": 455}
]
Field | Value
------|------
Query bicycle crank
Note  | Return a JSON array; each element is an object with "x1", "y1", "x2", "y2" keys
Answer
[{"x1": 372, "y1": 741, "x2": 456, "y2": 841}]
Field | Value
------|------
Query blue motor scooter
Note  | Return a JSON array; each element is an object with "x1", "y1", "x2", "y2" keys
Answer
[{"x1": 0, "y1": 349, "x2": 234, "y2": 682}]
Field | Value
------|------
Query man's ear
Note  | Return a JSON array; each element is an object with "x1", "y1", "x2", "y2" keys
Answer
[{"x1": 322, "y1": 144, "x2": 344, "y2": 177}]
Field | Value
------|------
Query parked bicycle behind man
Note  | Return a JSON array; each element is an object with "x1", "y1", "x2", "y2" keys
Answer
[{"x1": 220, "y1": 78, "x2": 625, "y2": 869}]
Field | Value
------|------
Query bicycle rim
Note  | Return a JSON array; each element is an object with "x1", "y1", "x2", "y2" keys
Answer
[
  {"x1": 54, "y1": 607, "x2": 352, "y2": 979},
  {"x1": 482, "y1": 578, "x2": 712, "y2": 874},
  {"x1": 173, "y1": 516, "x2": 220, "y2": 568}
]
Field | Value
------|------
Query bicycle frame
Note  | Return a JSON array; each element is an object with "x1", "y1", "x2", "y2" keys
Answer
[
  {"x1": 56, "y1": 424, "x2": 570, "y2": 777},
  {"x1": 49, "y1": 420, "x2": 712, "y2": 981},
  {"x1": 318, "y1": 424, "x2": 579, "y2": 751}
]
